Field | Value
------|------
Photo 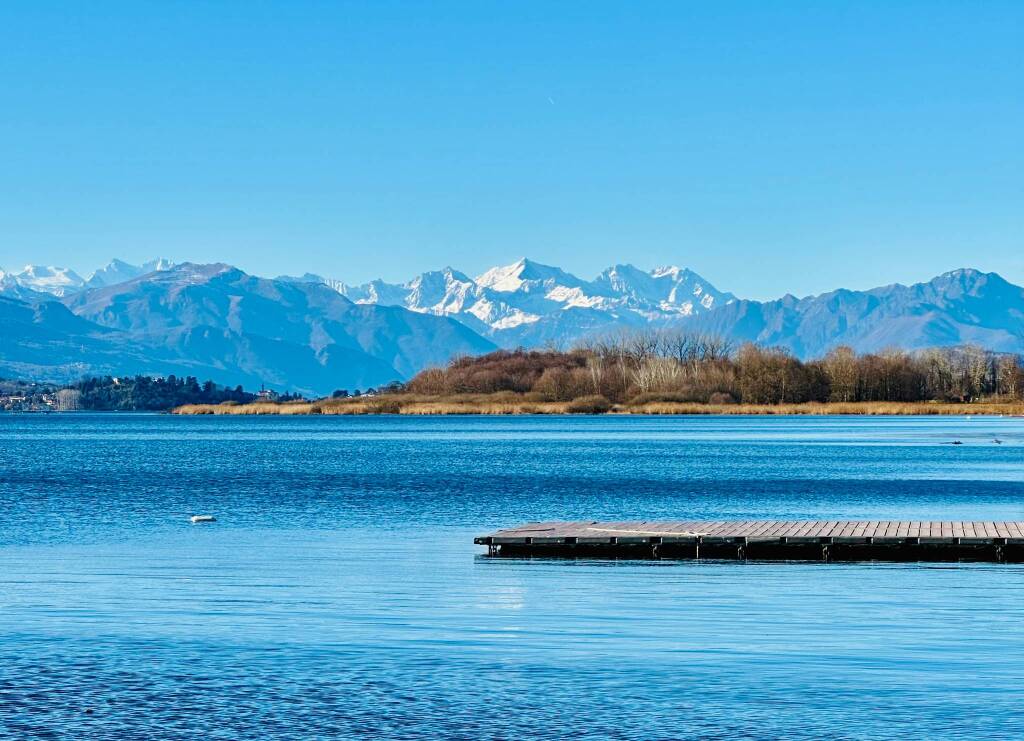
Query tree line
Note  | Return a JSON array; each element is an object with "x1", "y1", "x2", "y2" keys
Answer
[
  {"x1": 72, "y1": 375, "x2": 257, "y2": 411},
  {"x1": 404, "y1": 331, "x2": 1024, "y2": 405}
]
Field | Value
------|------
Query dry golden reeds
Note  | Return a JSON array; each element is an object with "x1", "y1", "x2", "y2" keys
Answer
[{"x1": 173, "y1": 394, "x2": 1024, "y2": 417}]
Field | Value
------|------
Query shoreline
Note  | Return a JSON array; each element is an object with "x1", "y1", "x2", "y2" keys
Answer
[{"x1": 173, "y1": 396, "x2": 1024, "y2": 417}]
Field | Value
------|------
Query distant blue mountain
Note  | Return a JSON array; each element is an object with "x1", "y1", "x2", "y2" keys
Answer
[
  {"x1": 0, "y1": 264, "x2": 495, "y2": 395},
  {"x1": 689, "y1": 269, "x2": 1024, "y2": 357},
  {"x1": 0, "y1": 295, "x2": 220, "y2": 384}
]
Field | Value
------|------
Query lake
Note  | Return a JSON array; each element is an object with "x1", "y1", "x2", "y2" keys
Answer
[{"x1": 1, "y1": 414, "x2": 1023, "y2": 739}]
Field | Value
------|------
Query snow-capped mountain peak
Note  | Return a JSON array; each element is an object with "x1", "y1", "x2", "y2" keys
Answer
[
  {"x1": 321, "y1": 258, "x2": 732, "y2": 347},
  {"x1": 86, "y1": 258, "x2": 175, "y2": 288},
  {"x1": 13, "y1": 265, "x2": 86, "y2": 296},
  {"x1": 475, "y1": 258, "x2": 585, "y2": 293},
  {"x1": 0, "y1": 258, "x2": 176, "y2": 297},
  {"x1": 344, "y1": 278, "x2": 410, "y2": 306},
  {"x1": 405, "y1": 268, "x2": 478, "y2": 314},
  {"x1": 0, "y1": 268, "x2": 20, "y2": 293},
  {"x1": 0, "y1": 266, "x2": 43, "y2": 301},
  {"x1": 651, "y1": 265, "x2": 689, "y2": 279},
  {"x1": 591, "y1": 263, "x2": 732, "y2": 316}
]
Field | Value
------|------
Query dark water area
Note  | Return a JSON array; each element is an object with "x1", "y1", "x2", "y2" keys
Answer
[{"x1": 1, "y1": 414, "x2": 1023, "y2": 739}]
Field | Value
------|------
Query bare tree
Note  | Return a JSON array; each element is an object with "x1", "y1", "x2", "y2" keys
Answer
[
  {"x1": 821, "y1": 346, "x2": 858, "y2": 402},
  {"x1": 997, "y1": 355, "x2": 1023, "y2": 399}
]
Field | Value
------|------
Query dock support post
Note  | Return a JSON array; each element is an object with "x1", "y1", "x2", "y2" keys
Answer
[{"x1": 488, "y1": 544, "x2": 499, "y2": 557}]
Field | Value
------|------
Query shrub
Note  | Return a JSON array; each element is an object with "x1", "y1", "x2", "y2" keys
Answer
[
  {"x1": 408, "y1": 349, "x2": 589, "y2": 395},
  {"x1": 404, "y1": 367, "x2": 447, "y2": 395},
  {"x1": 566, "y1": 395, "x2": 612, "y2": 414},
  {"x1": 533, "y1": 366, "x2": 573, "y2": 400},
  {"x1": 629, "y1": 391, "x2": 698, "y2": 405}
]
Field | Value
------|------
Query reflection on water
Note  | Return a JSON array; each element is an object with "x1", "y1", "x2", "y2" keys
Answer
[{"x1": 1, "y1": 414, "x2": 1023, "y2": 738}]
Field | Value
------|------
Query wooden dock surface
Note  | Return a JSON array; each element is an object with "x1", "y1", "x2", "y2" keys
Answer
[{"x1": 476, "y1": 520, "x2": 1024, "y2": 562}]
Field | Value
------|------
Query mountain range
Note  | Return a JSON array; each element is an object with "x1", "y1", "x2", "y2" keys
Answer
[
  {"x1": 1, "y1": 257, "x2": 1023, "y2": 395},
  {"x1": 688, "y1": 268, "x2": 1024, "y2": 358},
  {"x1": 314, "y1": 258, "x2": 733, "y2": 348},
  {"x1": 0, "y1": 258, "x2": 175, "y2": 297},
  {"x1": 295, "y1": 260, "x2": 1024, "y2": 358},
  {"x1": 0, "y1": 261, "x2": 493, "y2": 395}
]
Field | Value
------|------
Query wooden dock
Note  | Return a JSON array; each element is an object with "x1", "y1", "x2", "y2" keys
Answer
[{"x1": 475, "y1": 520, "x2": 1024, "y2": 562}]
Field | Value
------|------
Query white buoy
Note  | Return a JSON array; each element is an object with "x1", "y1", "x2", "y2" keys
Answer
[{"x1": 190, "y1": 514, "x2": 216, "y2": 523}]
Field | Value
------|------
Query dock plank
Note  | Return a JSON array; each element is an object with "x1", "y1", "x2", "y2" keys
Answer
[{"x1": 478, "y1": 520, "x2": 1024, "y2": 561}]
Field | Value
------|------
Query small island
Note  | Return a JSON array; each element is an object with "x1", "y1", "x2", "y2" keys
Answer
[{"x1": 174, "y1": 337, "x2": 1024, "y2": 416}]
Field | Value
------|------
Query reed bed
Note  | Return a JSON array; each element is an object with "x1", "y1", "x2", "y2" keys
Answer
[
  {"x1": 173, "y1": 395, "x2": 1024, "y2": 416},
  {"x1": 629, "y1": 400, "x2": 1024, "y2": 415}
]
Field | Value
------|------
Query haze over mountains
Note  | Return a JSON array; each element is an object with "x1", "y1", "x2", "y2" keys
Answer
[{"x1": 1, "y1": 257, "x2": 1023, "y2": 395}]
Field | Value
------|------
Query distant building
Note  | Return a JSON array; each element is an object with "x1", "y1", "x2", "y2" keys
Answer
[
  {"x1": 255, "y1": 386, "x2": 279, "y2": 402},
  {"x1": 0, "y1": 395, "x2": 28, "y2": 411}
]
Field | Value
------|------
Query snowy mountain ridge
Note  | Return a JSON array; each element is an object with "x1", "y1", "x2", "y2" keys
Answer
[
  {"x1": 3, "y1": 259, "x2": 174, "y2": 296},
  {"x1": 315, "y1": 258, "x2": 733, "y2": 346},
  {"x1": 5, "y1": 256, "x2": 1024, "y2": 362},
  {"x1": 85, "y1": 258, "x2": 175, "y2": 289}
]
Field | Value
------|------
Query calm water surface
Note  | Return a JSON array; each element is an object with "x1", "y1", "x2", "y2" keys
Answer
[{"x1": 1, "y1": 414, "x2": 1023, "y2": 739}]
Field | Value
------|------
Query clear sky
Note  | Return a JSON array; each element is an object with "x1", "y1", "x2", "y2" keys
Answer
[{"x1": 1, "y1": 1, "x2": 1021, "y2": 300}]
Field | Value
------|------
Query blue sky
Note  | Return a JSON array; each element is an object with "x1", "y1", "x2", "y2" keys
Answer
[{"x1": 1, "y1": 1, "x2": 1020, "y2": 299}]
